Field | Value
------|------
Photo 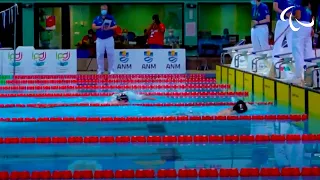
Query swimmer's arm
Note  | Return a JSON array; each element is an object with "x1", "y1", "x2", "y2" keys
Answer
[{"x1": 217, "y1": 108, "x2": 234, "y2": 116}]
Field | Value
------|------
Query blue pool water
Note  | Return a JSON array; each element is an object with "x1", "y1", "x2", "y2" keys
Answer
[{"x1": 0, "y1": 81, "x2": 317, "y2": 173}]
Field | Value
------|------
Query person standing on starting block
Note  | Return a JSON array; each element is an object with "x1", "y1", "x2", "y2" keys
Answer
[
  {"x1": 272, "y1": 0, "x2": 294, "y2": 65},
  {"x1": 291, "y1": 0, "x2": 315, "y2": 85},
  {"x1": 92, "y1": 4, "x2": 117, "y2": 75},
  {"x1": 251, "y1": 0, "x2": 271, "y2": 52}
]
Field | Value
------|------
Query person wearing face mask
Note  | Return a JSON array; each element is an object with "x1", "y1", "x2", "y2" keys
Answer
[
  {"x1": 165, "y1": 29, "x2": 179, "y2": 48},
  {"x1": 291, "y1": 0, "x2": 315, "y2": 85},
  {"x1": 147, "y1": 14, "x2": 166, "y2": 49},
  {"x1": 82, "y1": 29, "x2": 96, "y2": 45},
  {"x1": 251, "y1": 0, "x2": 271, "y2": 52},
  {"x1": 272, "y1": 0, "x2": 294, "y2": 75},
  {"x1": 92, "y1": 4, "x2": 117, "y2": 75}
]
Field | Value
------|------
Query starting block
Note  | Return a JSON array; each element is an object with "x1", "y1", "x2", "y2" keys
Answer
[
  {"x1": 250, "y1": 51, "x2": 272, "y2": 75},
  {"x1": 221, "y1": 40, "x2": 252, "y2": 66},
  {"x1": 304, "y1": 57, "x2": 320, "y2": 89},
  {"x1": 273, "y1": 53, "x2": 294, "y2": 80}
]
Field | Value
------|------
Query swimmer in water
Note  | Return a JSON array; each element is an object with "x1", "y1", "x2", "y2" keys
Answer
[
  {"x1": 110, "y1": 91, "x2": 156, "y2": 103},
  {"x1": 217, "y1": 100, "x2": 253, "y2": 116},
  {"x1": 35, "y1": 91, "x2": 155, "y2": 108},
  {"x1": 109, "y1": 93, "x2": 130, "y2": 105}
]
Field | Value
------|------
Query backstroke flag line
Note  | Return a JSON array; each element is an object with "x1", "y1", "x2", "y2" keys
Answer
[
  {"x1": 0, "y1": 4, "x2": 19, "y2": 76},
  {"x1": 1, "y1": 4, "x2": 18, "y2": 28}
]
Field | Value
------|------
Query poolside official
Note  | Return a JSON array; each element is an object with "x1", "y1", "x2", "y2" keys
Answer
[{"x1": 92, "y1": 4, "x2": 117, "y2": 74}]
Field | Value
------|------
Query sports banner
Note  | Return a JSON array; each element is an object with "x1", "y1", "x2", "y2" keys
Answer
[
  {"x1": 0, "y1": 47, "x2": 77, "y2": 75},
  {"x1": 113, "y1": 49, "x2": 186, "y2": 74}
]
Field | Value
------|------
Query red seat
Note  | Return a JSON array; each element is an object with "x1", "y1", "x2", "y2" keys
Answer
[
  {"x1": 51, "y1": 137, "x2": 68, "y2": 143},
  {"x1": 0, "y1": 171, "x2": 9, "y2": 179},
  {"x1": 240, "y1": 168, "x2": 259, "y2": 177},
  {"x1": 99, "y1": 136, "x2": 114, "y2": 143},
  {"x1": 281, "y1": 167, "x2": 300, "y2": 176},
  {"x1": 31, "y1": 171, "x2": 51, "y2": 179},
  {"x1": 115, "y1": 136, "x2": 130, "y2": 143},
  {"x1": 73, "y1": 170, "x2": 93, "y2": 179},
  {"x1": 115, "y1": 169, "x2": 134, "y2": 178},
  {"x1": 224, "y1": 135, "x2": 239, "y2": 142},
  {"x1": 52, "y1": 170, "x2": 72, "y2": 179},
  {"x1": 147, "y1": 136, "x2": 161, "y2": 143},
  {"x1": 219, "y1": 168, "x2": 239, "y2": 177},
  {"x1": 131, "y1": 136, "x2": 146, "y2": 143},
  {"x1": 20, "y1": 137, "x2": 36, "y2": 143},
  {"x1": 193, "y1": 135, "x2": 208, "y2": 143},
  {"x1": 93, "y1": 170, "x2": 114, "y2": 178},
  {"x1": 177, "y1": 135, "x2": 193, "y2": 143},
  {"x1": 260, "y1": 168, "x2": 280, "y2": 176},
  {"x1": 178, "y1": 169, "x2": 197, "y2": 178},
  {"x1": 301, "y1": 167, "x2": 320, "y2": 176},
  {"x1": 68, "y1": 136, "x2": 83, "y2": 143},
  {"x1": 135, "y1": 169, "x2": 155, "y2": 178},
  {"x1": 162, "y1": 135, "x2": 177, "y2": 143}
]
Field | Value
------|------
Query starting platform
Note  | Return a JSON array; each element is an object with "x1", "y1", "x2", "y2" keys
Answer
[{"x1": 218, "y1": 43, "x2": 320, "y2": 134}]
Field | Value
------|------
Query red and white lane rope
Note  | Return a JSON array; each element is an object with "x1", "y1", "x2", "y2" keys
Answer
[
  {"x1": 13, "y1": 74, "x2": 206, "y2": 79},
  {"x1": 2, "y1": 114, "x2": 307, "y2": 122},
  {"x1": 6, "y1": 78, "x2": 216, "y2": 84},
  {"x1": 0, "y1": 91, "x2": 249, "y2": 97},
  {"x1": 0, "y1": 102, "x2": 273, "y2": 108},
  {"x1": 0, "y1": 134, "x2": 316, "y2": 144},
  {"x1": 2, "y1": 167, "x2": 319, "y2": 179},
  {"x1": 0, "y1": 84, "x2": 229, "y2": 90}
]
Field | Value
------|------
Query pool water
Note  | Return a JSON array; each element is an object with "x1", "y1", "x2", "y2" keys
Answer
[{"x1": 0, "y1": 78, "x2": 317, "y2": 174}]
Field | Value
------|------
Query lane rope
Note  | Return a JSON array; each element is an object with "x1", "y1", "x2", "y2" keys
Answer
[
  {"x1": 13, "y1": 74, "x2": 206, "y2": 79},
  {"x1": 0, "y1": 91, "x2": 249, "y2": 97},
  {"x1": 2, "y1": 167, "x2": 319, "y2": 179},
  {"x1": 0, "y1": 133, "x2": 316, "y2": 144},
  {"x1": 0, "y1": 84, "x2": 230, "y2": 90},
  {"x1": 2, "y1": 114, "x2": 307, "y2": 122},
  {"x1": 0, "y1": 102, "x2": 273, "y2": 108},
  {"x1": 6, "y1": 78, "x2": 216, "y2": 84}
]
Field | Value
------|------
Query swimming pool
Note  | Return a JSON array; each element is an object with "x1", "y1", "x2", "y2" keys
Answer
[{"x1": 0, "y1": 74, "x2": 316, "y2": 179}]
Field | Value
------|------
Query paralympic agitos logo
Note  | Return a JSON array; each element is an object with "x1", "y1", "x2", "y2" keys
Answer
[{"x1": 280, "y1": 6, "x2": 314, "y2": 32}]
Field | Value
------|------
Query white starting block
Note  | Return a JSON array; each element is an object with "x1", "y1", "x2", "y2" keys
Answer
[
  {"x1": 249, "y1": 49, "x2": 272, "y2": 76},
  {"x1": 304, "y1": 57, "x2": 320, "y2": 89},
  {"x1": 221, "y1": 40, "x2": 252, "y2": 65},
  {"x1": 273, "y1": 52, "x2": 294, "y2": 80}
]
